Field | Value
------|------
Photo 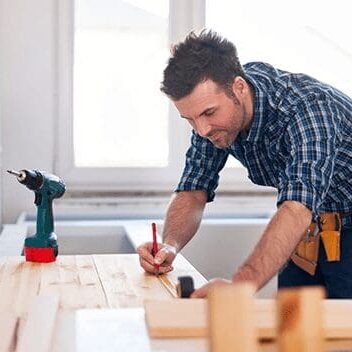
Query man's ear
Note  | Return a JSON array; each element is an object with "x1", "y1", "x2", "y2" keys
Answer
[{"x1": 232, "y1": 76, "x2": 247, "y2": 97}]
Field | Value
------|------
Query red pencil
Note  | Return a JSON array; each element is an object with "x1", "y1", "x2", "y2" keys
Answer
[{"x1": 151, "y1": 222, "x2": 160, "y2": 273}]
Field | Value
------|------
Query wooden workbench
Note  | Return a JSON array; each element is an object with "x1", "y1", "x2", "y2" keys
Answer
[{"x1": 1, "y1": 254, "x2": 352, "y2": 352}]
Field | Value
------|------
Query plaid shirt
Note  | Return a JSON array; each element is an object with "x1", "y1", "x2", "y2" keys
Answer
[{"x1": 176, "y1": 62, "x2": 352, "y2": 219}]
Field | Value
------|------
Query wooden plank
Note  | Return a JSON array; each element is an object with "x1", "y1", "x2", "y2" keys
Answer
[
  {"x1": 93, "y1": 254, "x2": 174, "y2": 308},
  {"x1": 14, "y1": 262, "x2": 42, "y2": 316},
  {"x1": 0, "y1": 312, "x2": 18, "y2": 352},
  {"x1": 74, "y1": 255, "x2": 107, "y2": 309},
  {"x1": 93, "y1": 254, "x2": 139, "y2": 308},
  {"x1": 144, "y1": 298, "x2": 352, "y2": 340},
  {"x1": 39, "y1": 255, "x2": 108, "y2": 310},
  {"x1": 16, "y1": 295, "x2": 59, "y2": 352},
  {"x1": 277, "y1": 287, "x2": 325, "y2": 352},
  {"x1": 208, "y1": 284, "x2": 257, "y2": 352},
  {"x1": 0, "y1": 258, "x2": 29, "y2": 314}
]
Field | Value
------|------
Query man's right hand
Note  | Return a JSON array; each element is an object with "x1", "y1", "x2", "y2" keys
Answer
[{"x1": 137, "y1": 242, "x2": 177, "y2": 275}]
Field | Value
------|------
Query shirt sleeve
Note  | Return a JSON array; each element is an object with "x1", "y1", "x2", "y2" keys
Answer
[
  {"x1": 276, "y1": 95, "x2": 341, "y2": 218},
  {"x1": 175, "y1": 130, "x2": 229, "y2": 202}
]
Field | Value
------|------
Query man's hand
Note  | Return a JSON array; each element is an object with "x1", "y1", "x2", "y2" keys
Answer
[
  {"x1": 190, "y1": 278, "x2": 233, "y2": 298},
  {"x1": 137, "y1": 242, "x2": 177, "y2": 275}
]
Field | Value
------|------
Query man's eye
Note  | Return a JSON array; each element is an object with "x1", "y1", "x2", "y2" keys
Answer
[{"x1": 204, "y1": 110, "x2": 214, "y2": 117}]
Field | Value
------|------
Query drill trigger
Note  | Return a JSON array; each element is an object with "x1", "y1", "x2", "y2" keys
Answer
[{"x1": 34, "y1": 192, "x2": 42, "y2": 206}]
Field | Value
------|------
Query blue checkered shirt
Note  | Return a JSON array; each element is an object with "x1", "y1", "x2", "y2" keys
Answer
[{"x1": 176, "y1": 62, "x2": 352, "y2": 219}]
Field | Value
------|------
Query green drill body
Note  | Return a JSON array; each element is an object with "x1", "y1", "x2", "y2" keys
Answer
[
  {"x1": 8, "y1": 169, "x2": 66, "y2": 261},
  {"x1": 24, "y1": 172, "x2": 65, "y2": 252}
]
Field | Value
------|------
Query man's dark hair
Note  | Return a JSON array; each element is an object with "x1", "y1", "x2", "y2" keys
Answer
[{"x1": 161, "y1": 30, "x2": 246, "y2": 100}]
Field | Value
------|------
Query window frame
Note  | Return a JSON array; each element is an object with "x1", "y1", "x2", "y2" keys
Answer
[{"x1": 56, "y1": 0, "x2": 262, "y2": 193}]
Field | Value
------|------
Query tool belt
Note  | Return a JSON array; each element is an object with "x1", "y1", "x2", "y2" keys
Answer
[{"x1": 291, "y1": 212, "x2": 342, "y2": 275}]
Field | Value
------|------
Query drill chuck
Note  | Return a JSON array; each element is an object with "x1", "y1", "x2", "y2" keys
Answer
[{"x1": 7, "y1": 169, "x2": 43, "y2": 190}]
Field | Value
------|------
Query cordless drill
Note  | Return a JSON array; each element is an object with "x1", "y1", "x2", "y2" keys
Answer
[{"x1": 7, "y1": 169, "x2": 66, "y2": 263}]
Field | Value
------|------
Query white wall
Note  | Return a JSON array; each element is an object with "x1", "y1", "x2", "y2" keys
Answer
[{"x1": 0, "y1": 0, "x2": 57, "y2": 223}]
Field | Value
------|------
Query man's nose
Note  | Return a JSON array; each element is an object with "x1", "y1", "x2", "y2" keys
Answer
[{"x1": 196, "y1": 120, "x2": 212, "y2": 138}]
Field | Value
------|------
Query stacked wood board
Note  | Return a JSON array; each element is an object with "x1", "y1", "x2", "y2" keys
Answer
[{"x1": 145, "y1": 298, "x2": 352, "y2": 339}]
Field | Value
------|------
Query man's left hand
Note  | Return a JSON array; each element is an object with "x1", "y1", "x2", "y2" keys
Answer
[{"x1": 190, "y1": 278, "x2": 233, "y2": 298}]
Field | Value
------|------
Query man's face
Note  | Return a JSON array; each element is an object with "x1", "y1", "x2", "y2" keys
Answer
[{"x1": 174, "y1": 79, "x2": 252, "y2": 149}]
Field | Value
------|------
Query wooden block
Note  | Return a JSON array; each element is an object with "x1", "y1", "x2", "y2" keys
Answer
[
  {"x1": 277, "y1": 287, "x2": 325, "y2": 352},
  {"x1": 145, "y1": 298, "x2": 207, "y2": 337},
  {"x1": 208, "y1": 283, "x2": 257, "y2": 352},
  {"x1": 0, "y1": 312, "x2": 18, "y2": 352},
  {"x1": 16, "y1": 295, "x2": 59, "y2": 352}
]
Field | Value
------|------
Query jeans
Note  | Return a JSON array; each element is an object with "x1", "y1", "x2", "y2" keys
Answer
[{"x1": 278, "y1": 225, "x2": 352, "y2": 298}]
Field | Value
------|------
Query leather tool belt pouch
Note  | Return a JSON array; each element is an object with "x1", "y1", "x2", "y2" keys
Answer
[
  {"x1": 291, "y1": 223, "x2": 320, "y2": 276},
  {"x1": 319, "y1": 212, "x2": 341, "y2": 262},
  {"x1": 291, "y1": 212, "x2": 342, "y2": 275}
]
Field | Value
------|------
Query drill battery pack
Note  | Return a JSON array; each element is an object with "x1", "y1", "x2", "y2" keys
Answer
[{"x1": 24, "y1": 246, "x2": 58, "y2": 263}]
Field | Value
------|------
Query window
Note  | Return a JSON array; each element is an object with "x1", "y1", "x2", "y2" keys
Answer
[
  {"x1": 58, "y1": 0, "x2": 256, "y2": 192},
  {"x1": 58, "y1": 1, "x2": 203, "y2": 191},
  {"x1": 74, "y1": 0, "x2": 169, "y2": 168}
]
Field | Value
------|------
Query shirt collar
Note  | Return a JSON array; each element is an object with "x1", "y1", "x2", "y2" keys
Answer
[{"x1": 242, "y1": 73, "x2": 267, "y2": 143}]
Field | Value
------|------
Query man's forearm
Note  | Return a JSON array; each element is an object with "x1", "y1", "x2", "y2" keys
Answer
[
  {"x1": 162, "y1": 190, "x2": 207, "y2": 252},
  {"x1": 233, "y1": 200, "x2": 312, "y2": 290}
]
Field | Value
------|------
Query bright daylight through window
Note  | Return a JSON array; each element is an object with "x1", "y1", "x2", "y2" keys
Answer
[
  {"x1": 74, "y1": 0, "x2": 169, "y2": 167},
  {"x1": 206, "y1": 0, "x2": 352, "y2": 98}
]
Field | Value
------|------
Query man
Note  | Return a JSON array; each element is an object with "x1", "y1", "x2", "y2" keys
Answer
[{"x1": 137, "y1": 30, "x2": 352, "y2": 298}]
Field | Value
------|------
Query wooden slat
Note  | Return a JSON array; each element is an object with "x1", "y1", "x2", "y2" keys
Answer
[
  {"x1": 16, "y1": 295, "x2": 59, "y2": 352},
  {"x1": 39, "y1": 256, "x2": 108, "y2": 310},
  {"x1": 277, "y1": 287, "x2": 325, "y2": 352},
  {"x1": 74, "y1": 255, "x2": 107, "y2": 309},
  {"x1": 93, "y1": 255, "x2": 138, "y2": 308},
  {"x1": 93, "y1": 254, "x2": 173, "y2": 308},
  {"x1": 14, "y1": 262, "x2": 42, "y2": 316},
  {"x1": 208, "y1": 284, "x2": 257, "y2": 352},
  {"x1": 144, "y1": 298, "x2": 352, "y2": 340},
  {"x1": 0, "y1": 258, "x2": 26, "y2": 314}
]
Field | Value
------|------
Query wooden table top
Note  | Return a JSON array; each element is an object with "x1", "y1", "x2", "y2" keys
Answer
[
  {"x1": 1, "y1": 254, "x2": 352, "y2": 352},
  {"x1": 0, "y1": 254, "x2": 207, "y2": 316}
]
